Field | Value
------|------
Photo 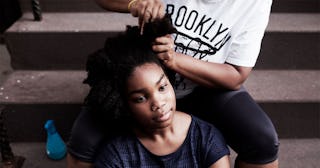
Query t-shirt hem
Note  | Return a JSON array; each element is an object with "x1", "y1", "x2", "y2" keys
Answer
[
  {"x1": 67, "y1": 148, "x2": 94, "y2": 163},
  {"x1": 206, "y1": 149, "x2": 230, "y2": 167},
  {"x1": 225, "y1": 58, "x2": 256, "y2": 67}
]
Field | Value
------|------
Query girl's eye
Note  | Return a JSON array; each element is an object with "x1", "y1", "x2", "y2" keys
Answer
[
  {"x1": 159, "y1": 84, "x2": 168, "y2": 92},
  {"x1": 134, "y1": 96, "x2": 147, "y2": 103}
]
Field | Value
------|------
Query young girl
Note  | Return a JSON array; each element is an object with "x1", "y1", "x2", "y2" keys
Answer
[{"x1": 81, "y1": 19, "x2": 230, "y2": 167}]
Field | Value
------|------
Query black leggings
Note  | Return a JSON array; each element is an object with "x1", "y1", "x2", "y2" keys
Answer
[
  {"x1": 177, "y1": 87, "x2": 279, "y2": 164},
  {"x1": 68, "y1": 87, "x2": 279, "y2": 164}
]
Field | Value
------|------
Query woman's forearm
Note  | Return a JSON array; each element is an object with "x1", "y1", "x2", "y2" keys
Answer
[
  {"x1": 169, "y1": 52, "x2": 252, "y2": 90},
  {"x1": 153, "y1": 35, "x2": 252, "y2": 90},
  {"x1": 94, "y1": 0, "x2": 130, "y2": 12}
]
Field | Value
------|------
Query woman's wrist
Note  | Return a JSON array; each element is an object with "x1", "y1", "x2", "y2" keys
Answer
[
  {"x1": 128, "y1": 0, "x2": 138, "y2": 11},
  {"x1": 163, "y1": 51, "x2": 178, "y2": 71}
]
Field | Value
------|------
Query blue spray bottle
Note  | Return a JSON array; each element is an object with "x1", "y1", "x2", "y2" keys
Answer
[{"x1": 44, "y1": 120, "x2": 67, "y2": 160}]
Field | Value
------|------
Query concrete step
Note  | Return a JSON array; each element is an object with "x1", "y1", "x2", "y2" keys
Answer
[
  {"x1": 2, "y1": 139, "x2": 320, "y2": 168},
  {"x1": 257, "y1": 14, "x2": 320, "y2": 70},
  {"x1": 19, "y1": 0, "x2": 104, "y2": 12},
  {"x1": 0, "y1": 44, "x2": 12, "y2": 84},
  {"x1": 244, "y1": 70, "x2": 320, "y2": 138},
  {"x1": 0, "y1": 71, "x2": 88, "y2": 142},
  {"x1": 271, "y1": 0, "x2": 320, "y2": 13},
  {"x1": 0, "y1": 70, "x2": 319, "y2": 141},
  {"x1": 4, "y1": 12, "x2": 137, "y2": 70},
  {"x1": 4, "y1": 13, "x2": 320, "y2": 70},
  {"x1": 18, "y1": 0, "x2": 320, "y2": 13}
]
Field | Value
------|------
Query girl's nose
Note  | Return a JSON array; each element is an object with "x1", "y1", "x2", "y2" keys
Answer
[{"x1": 150, "y1": 94, "x2": 165, "y2": 112}]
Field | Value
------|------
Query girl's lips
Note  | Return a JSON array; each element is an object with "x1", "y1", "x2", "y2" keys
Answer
[{"x1": 154, "y1": 110, "x2": 171, "y2": 122}]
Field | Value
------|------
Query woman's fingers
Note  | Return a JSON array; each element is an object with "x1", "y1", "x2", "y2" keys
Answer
[
  {"x1": 151, "y1": 6, "x2": 159, "y2": 21},
  {"x1": 130, "y1": 0, "x2": 165, "y2": 25},
  {"x1": 153, "y1": 35, "x2": 175, "y2": 60},
  {"x1": 154, "y1": 35, "x2": 174, "y2": 48},
  {"x1": 157, "y1": 5, "x2": 165, "y2": 19},
  {"x1": 152, "y1": 42, "x2": 174, "y2": 53},
  {"x1": 129, "y1": 0, "x2": 165, "y2": 34},
  {"x1": 156, "y1": 50, "x2": 176, "y2": 68}
]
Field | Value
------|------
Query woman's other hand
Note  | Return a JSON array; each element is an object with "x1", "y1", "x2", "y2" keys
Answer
[
  {"x1": 129, "y1": 0, "x2": 166, "y2": 32},
  {"x1": 152, "y1": 34, "x2": 176, "y2": 68}
]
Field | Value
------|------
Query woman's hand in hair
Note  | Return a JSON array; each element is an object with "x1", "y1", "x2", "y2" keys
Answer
[
  {"x1": 152, "y1": 34, "x2": 176, "y2": 68},
  {"x1": 129, "y1": 0, "x2": 166, "y2": 29}
]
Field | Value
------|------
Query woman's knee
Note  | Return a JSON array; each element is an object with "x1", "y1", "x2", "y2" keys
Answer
[
  {"x1": 221, "y1": 92, "x2": 280, "y2": 164},
  {"x1": 67, "y1": 109, "x2": 105, "y2": 162},
  {"x1": 239, "y1": 129, "x2": 280, "y2": 164}
]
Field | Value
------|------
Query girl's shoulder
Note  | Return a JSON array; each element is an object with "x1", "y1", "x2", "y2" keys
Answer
[{"x1": 188, "y1": 115, "x2": 221, "y2": 139}]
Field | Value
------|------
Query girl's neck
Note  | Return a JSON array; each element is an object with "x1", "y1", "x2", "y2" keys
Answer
[
  {"x1": 134, "y1": 111, "x2": 192, "y2": 156},
  {"x1": 134, "y1": 113, "x2": 177, "y2": 140}
]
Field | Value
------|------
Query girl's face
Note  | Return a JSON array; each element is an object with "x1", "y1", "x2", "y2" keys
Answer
[{"x1": 126, "y1": 63, "x2": 176, "y2": 130}]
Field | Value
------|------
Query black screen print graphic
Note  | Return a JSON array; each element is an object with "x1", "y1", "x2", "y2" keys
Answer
[
  {"x1": 166, "y1": 4, "x2": 232, "y2": 90},
  {"x1": 172, "y1": 31, "x2": 231, "y2": 90}
]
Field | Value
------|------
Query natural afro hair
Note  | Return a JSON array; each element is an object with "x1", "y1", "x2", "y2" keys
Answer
[{"x1": 83, "y1": 15, "x2": 177, "y2": 127}]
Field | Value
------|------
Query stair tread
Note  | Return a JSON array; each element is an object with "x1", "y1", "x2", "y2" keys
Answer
[
  {"x1": 0, "y1": 71, "x2": 89, "y2": 104},
  {"x1": 0, "y1": 70, "x2": 319, "y2": 104},
  {"x1": 244, "y1": 70, "x2": 320, "y2": 102},
  {"x1": 267, "y1": 13, "x2": 320, "y2": 32},
  {"x1": 6, "y1": 12, "x2": 137, "y2": 32},
  {"x1": 6, "y1": 13, "x2": 320, "y2": 33}
]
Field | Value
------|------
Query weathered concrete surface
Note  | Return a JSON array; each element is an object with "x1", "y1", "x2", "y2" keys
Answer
[
  {"x1": 1, "y1": 70, "x2": 319, "y2": 104},
  {"x1": 0, "y1": 71, "x2": 89, "y2": 104},
  {"x1": 0, "y1": 44, "x2": 13, "y2": 85},
  {"x1": 244, "y1": 70, "x2": 320, "y2": 102}
]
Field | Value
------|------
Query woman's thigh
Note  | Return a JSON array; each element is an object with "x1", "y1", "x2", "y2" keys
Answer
[{"x1": 177, "y1": 87, "x2": 279, "y2": 164}]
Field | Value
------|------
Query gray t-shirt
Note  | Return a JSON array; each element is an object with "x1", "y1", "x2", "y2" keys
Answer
[{"x1": 94, "y1": 115, "x2": 230, "y2": 168}]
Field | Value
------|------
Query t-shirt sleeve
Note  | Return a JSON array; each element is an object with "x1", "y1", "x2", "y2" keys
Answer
[
  {"x1": 94, "y1": 142, "x2": 122, "y2": 168},
  {"x1": 226, "y1": 0, "x2": 272, "y2": 67},
  {"x1": 204, "y1": 126, "x2": 230, "y2": 167},
  {"x1": 193, "y1": 117, "x2": 230, "y2": 167}
]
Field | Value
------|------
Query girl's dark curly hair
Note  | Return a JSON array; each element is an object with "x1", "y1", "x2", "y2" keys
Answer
[{"x1": 83, "y1": 15, "x2": 176, "y2": 128}]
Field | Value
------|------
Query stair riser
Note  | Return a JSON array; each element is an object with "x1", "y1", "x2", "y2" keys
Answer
[
  {"x1": 257, "y1": 32, "x2": 320, "y2": 70},
  {"x1": 261, "y1": 103, "x2": 320, "y2": 138},
  {"x1": 271, "y1": 0, "x2": 320, "y2": 13},
  {"x1": 6, "y1": 32, "x2": 320, "y2": 70},
  {"x1": 6, "y1": 32, "x2": 111, "y2": 70},
  {"x1": 1, "y1": 104, "x2": 80, "y2": 142},
  {"x1": 1, "y1": 102, "x2": 319, "y2": 142}
]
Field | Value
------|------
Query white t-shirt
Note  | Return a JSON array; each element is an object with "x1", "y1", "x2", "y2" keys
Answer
[{"x1": 163, "y1": 0, "x2": 272, "y2": 98}]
